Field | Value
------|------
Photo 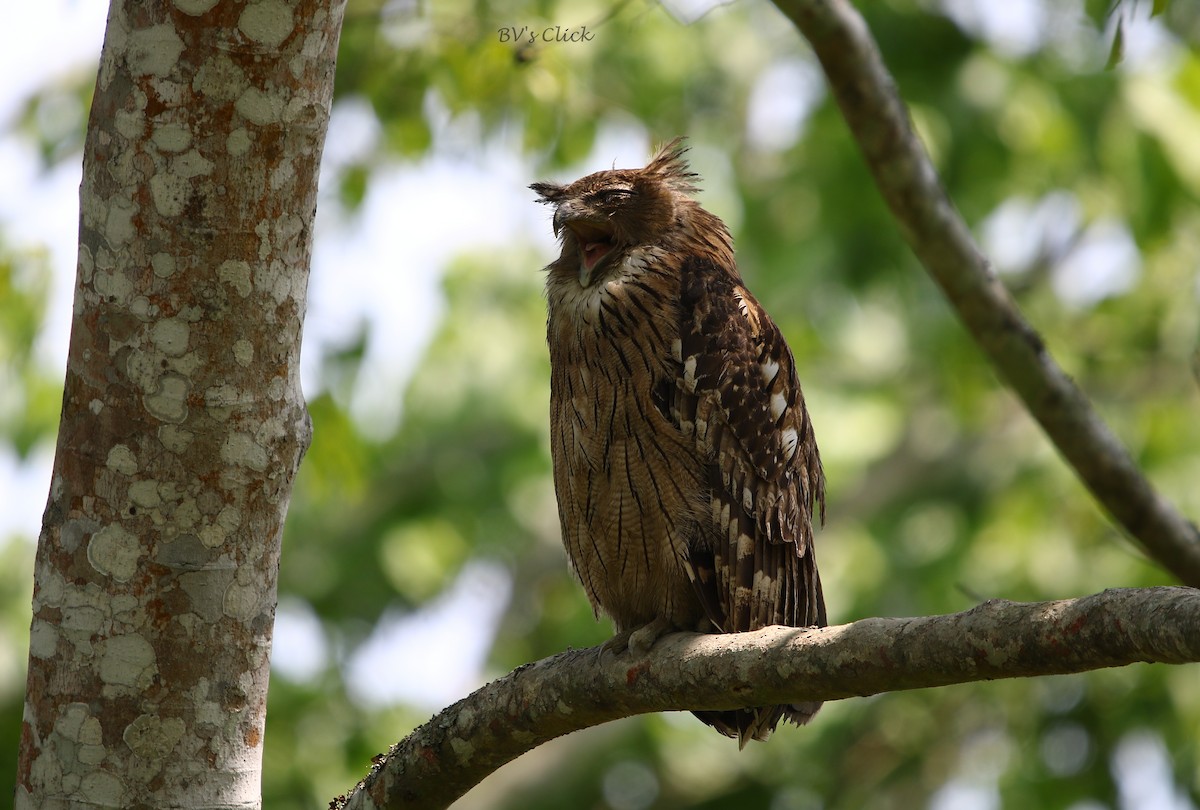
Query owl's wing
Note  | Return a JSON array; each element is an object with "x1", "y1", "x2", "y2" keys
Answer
[{"x1": 673, "y1": 254, "x2": 826, "y2": 635}]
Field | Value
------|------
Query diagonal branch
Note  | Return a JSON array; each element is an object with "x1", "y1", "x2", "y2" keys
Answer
[
  {"x1": 770, "y1": 0, "x2": 1200, "y2": 585},
  {"x1": 335, "y1": 587, "x2": 1200, "y2": 810}
]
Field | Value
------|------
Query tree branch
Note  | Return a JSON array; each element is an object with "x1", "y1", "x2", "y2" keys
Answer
[
  {"x1": 770, "y1": 0, "x2": 1200, "y2": 585},
  {"x1": 334, "y1": 587, "x2": 1200, "y2": 809}
]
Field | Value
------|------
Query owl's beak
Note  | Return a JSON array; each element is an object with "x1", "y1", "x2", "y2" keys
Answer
[{"x1": 560, "y1": 219, "x2": 615, "y2": 287}]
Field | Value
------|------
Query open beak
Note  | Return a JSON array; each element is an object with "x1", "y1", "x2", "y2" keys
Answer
[{"x1": 561, "y1": 219, "x2": 616, "y2": 287}]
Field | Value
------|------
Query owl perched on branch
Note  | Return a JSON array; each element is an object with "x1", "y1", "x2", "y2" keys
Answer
[{"x1": 532, "y1": 139, "x2": 826, "y2": 746}]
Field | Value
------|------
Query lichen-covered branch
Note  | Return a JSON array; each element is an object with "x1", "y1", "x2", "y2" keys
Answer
[
  {"x1": 770, "y1": 0, "x2": 1200, "y2": 585},
  {"x1": 335, "y1": 587, "x2": 1200, "y2": 810}
]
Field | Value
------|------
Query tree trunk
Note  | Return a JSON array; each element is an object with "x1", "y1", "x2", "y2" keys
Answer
[{"x1": 17, "y1": 1, "x2": 344, "y2": 806}]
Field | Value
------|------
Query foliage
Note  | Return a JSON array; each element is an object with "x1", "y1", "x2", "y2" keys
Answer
[
  {"x1": 0, "y1": 238, "x2": 55, "y2": 800},
  {"x1": 5, "y1": 0, "x2": 1200, "y2": 807},
  {"x1": 0, "y1": 241, "x2": 58, "y2": 459}
]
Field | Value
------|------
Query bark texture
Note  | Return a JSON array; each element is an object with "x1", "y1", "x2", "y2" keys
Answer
[
  {"x1": 17, "y1": 1, "x2": 344, "y2": 807},
  {"x1": 772, "y1": 0, "x2": 1200, "y2": 585},
  {"x1": 336, "y1": 587, "x2": 1200, "y2": 810}
]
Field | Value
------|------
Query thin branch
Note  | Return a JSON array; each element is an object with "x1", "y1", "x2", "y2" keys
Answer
[
  {"x1": 334, "y1": 587, "x2": 1200, "y2": 809},
  {"x1": 770, "y1": 0, "x2": 1200, "y2": 585}
]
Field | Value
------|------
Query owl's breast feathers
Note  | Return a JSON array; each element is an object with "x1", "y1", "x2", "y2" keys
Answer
[{"x1": 546, "y1": 251, "x2": 711, "y2": 633}]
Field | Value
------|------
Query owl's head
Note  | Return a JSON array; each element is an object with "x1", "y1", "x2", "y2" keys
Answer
[{"x1": 532, "y1": 138, "x2": 700, "y2": 287}]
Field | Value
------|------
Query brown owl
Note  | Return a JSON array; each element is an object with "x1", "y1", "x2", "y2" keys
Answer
[{"x1": 532, "y1": 139, "x2": 826, "y2": 746}]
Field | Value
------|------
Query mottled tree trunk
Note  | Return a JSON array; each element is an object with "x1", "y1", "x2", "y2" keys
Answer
[{"x1": 17, "y1": 1, "x2": 344, "y2": 807}]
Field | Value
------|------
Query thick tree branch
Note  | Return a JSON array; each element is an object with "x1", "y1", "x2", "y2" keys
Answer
[
  {"x1": 335, "y1": 587, "x2": 1200, "y2": 809},
  {"x1": 770, "y1": 0, "x2": 1200, "y2": 585}
]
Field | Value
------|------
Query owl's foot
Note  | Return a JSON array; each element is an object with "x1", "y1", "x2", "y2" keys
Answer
[{"x1": 603, "y1": 617, "x2": 676, "y2": 658}]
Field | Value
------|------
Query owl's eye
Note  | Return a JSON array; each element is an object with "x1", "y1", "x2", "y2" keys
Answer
[{"x1": 593, "y1": 187, "x2": 634, "y2": 205}]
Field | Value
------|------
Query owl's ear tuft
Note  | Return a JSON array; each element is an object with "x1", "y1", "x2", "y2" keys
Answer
[
  {"x1": 530, "y1": 182, "x2": 567, "y2": 203},
  {"x1": 645, "y1": 137, "x2": 699, "y2": 195}
]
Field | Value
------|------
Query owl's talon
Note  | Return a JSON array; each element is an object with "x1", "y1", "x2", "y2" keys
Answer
[
  {"x1": 601, "y1": 630, "x2": 633, "y2": 656},
  {"x1": 628, "y1": 617, "x2": 675, "y2": 656},
  {"x1": 603, "y1": 617, "x2": 675, "y2": 658}
]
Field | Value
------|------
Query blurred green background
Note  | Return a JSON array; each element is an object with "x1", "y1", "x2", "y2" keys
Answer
[{"x1": 3, "y1": 0, "x2": 1200, "y2": 807}]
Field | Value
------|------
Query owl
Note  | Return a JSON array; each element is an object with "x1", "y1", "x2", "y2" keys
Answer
[{"x1": 532, "y1": 139, "x2": 826, "y2": 746}]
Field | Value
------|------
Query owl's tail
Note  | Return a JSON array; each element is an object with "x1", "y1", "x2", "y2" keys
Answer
[
  {"x1": 691, "y1": 548, "x2": 827, "y2": 747},
  {"x1": 692, "y1": 700, "x2": 822, "y2": 749}
]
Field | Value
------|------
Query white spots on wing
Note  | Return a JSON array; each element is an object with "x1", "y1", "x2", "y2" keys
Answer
[
  {"x1": 736, "y1": 532, "x2": 756, "y2": 559},
  {"x1": 781, "y1": 427, "x2": 799, "y2": 460},
  {"x1": 734, "y1": 585, "x2": 753, "y2": 608},
  {"x1": 760, "y1": 357, "x2": 779, "y2": 385},
  {"x1": 735, "y1": 290, "x2": 751, "y2": 318},
  {"x1": 671, "y1": 338, "x2": 682, "y2": 363},
  {"x1": 682, "y1": 563, "x2": 699, "y2": 583},
  {"x1": 742, "y1": 486, "x2": 754, "y2": 512},
  {"x1": 683, "y1": 355, "x2": 697, "y2": 391},
  {"x1": 769, "y1": 392, "x2": 787, "y2": 421},
  {"x1": 752, "y1": 569, "x2": 776, "y2": 593},
  {"x1": 733, "y1": 286, "x2": 761, "y2": 332},
  {"x1": 718, "y1": 503, "x2": 739, "y2": 543},
  {"x1": 713, "y1": 498, "x2": 729, "y2": 533}
]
